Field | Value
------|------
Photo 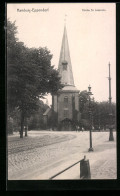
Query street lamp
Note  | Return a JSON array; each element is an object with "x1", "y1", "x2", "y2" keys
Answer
[
  {"x1": 91, "y1": 97, "x2": 95, "y2": 130},
  {"x1": 88, "y1": 85, "x2": 94, "y2": 152}
]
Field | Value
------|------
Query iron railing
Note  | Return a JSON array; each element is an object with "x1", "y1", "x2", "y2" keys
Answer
[{"x1": 49, "y1": 156, "x2": 91, "y2": 180}]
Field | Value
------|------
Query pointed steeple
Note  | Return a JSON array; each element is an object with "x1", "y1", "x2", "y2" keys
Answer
[{"x1": 58, "y1": 25, "x2": 75, "y2": 86}]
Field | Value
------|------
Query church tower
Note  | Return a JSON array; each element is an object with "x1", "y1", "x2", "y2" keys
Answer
[
  {"x1": 52, "y1": 24, "x2": 80, "y2": 130},
  {"x1": 58, "y1": 25, "x2": 74, "y2": 86}
]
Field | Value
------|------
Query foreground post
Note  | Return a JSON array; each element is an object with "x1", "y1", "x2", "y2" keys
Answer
[
  {"x1": 108, "y1": 62, "x2": 114, "y2": 141},
  {"x1": 80, "y1": 156, "x2": 91, "y2": 179}
]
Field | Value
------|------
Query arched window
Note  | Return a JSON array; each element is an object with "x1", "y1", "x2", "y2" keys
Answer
[{"x1": 64, "y1": 96, "x2": 68, "y2": 108}]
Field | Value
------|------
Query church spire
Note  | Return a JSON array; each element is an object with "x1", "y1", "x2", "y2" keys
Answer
[{"x1": 58, "y1": 24, "x2": 75, "y2": 86}]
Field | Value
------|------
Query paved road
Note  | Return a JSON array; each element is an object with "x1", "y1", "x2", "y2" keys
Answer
[{"x1": 8, "y1": 130, "x2": 116, "y2": 180}]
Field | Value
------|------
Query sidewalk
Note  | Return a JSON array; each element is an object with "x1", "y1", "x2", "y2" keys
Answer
[
  {"x1": 34, "y1": 136, "x2": 116, "y2": 180},
  {"x1": 8, "y1": 131, "x2": 116, "y2": 180},
  {"x1": 52, "y1": 146, "x2": 116, "y2": 179}
]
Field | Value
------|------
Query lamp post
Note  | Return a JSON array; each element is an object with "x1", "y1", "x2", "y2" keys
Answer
[
  {"x1": 91, "y1": 97, "x2": 95, "y2": 130},
  {"x1": 88, "y1": 85, "x2": 94, "y2": 152},
  {"x1": 108, "y1": 62, "x2": 114, "y2": 141}
]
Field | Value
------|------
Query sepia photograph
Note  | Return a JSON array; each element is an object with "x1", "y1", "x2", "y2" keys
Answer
[{"x1": 7, "y1": 2, "x2": 116, "y2": 183}]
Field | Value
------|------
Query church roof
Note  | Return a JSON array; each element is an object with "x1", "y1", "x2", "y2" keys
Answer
[{"x1": 58, "y1": 25, "x2": 75, "y2": 86}]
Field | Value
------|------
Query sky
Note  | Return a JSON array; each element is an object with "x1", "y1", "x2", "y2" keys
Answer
[{"x1": 7, "y1": 3, "x2": 116, "y2": 104}]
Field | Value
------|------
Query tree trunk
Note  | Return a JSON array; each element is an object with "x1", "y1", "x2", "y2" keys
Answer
[
  {"x1": 8, "y1": 116, "x2": 13, "y2": 135},
  {"x1": 25, "y1": 126, "x2": 28, "y2": 137},
  {"x1": 20, "y1": 110, "x2": 24, "y2": 138},
  {"x1": 24, "y1": 117, "x2": 28, "y2": 137}
]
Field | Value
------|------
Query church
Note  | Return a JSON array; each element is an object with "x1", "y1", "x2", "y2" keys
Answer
[{"x1": 43, "y1": 24, "x2": 80, "y2": 130}]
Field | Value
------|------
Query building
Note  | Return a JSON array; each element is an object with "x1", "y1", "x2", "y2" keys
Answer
[{"x1": 43, "y1": 24, "x2": 80, "y2": 130}]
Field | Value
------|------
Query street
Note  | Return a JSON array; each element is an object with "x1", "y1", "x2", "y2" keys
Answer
[{"x1": 8, "y1": 130, "x2": 116, "y2": 180}]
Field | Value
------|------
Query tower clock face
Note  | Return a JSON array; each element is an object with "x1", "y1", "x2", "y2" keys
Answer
[{"x1": 62, "y1": 60, "x2": 68, "y2": 70}]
